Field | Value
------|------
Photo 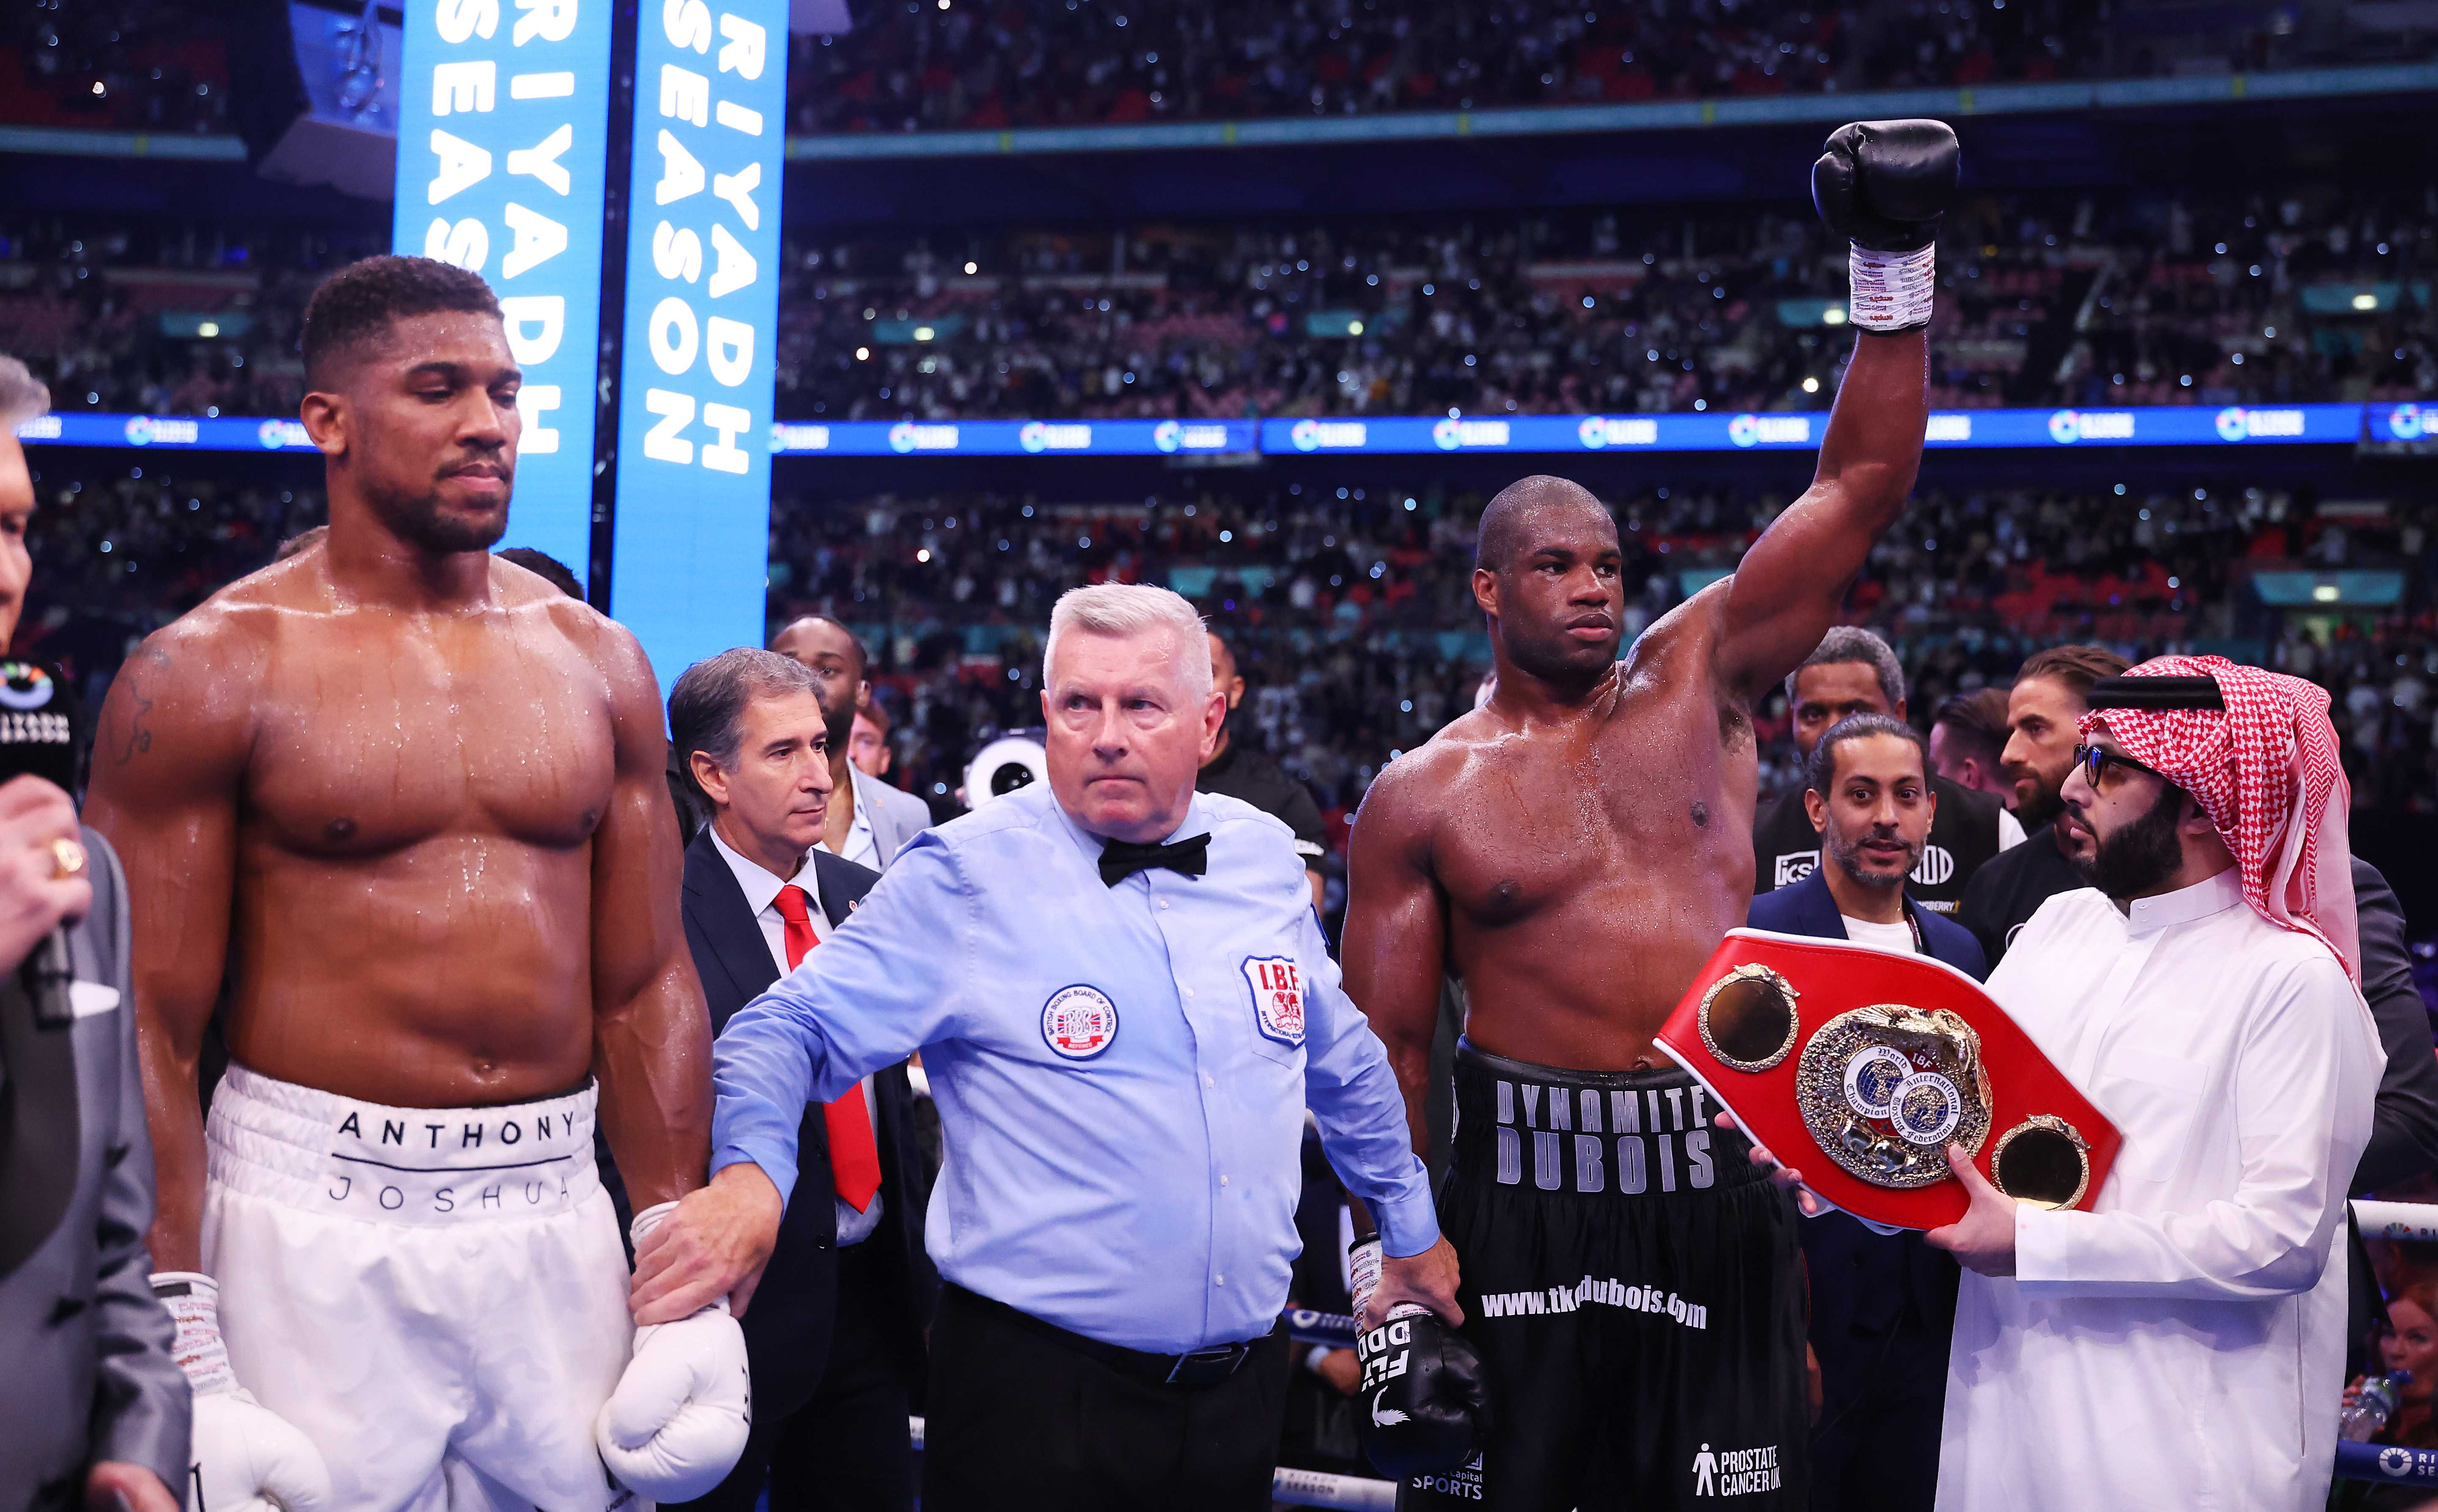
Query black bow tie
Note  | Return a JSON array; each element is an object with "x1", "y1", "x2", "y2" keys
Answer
[{"x1": 1099, "y1": 832, "x2": 1210, "y2": 887}]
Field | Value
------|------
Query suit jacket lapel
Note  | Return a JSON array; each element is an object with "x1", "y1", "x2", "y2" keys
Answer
[
  {"x1": 1796, "y1": 868, "x2": 1848, "y2": 940},
  {"x1": 0, "y1": 949, "x2": 79, "y2": 1277},
  {"x1": 810, "y1": 849, "x2": 879, "y2": 931},
  {"x1": 849, "y1": 768, "x2": 896, "y2": 866},
  {"x1": 682, "y1": 832, "x2": 781, "y2": 1030}
]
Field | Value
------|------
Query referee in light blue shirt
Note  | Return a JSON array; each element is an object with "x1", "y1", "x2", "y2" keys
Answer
[{"x1": 630, "y1": 583, "x2": 1461, "y2": 1512}]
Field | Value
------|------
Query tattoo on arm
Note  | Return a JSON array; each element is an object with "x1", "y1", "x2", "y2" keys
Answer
[{"x1": 110, "y1": 647, "x2": 170, "y2": 766}]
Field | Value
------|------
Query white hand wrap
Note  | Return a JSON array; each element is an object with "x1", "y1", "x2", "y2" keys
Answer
[
  {"x1": 1345, "y1": 1236, "x2": 1424, "y2": 1325},
  {"x1": 596, "y1": 1202, "x2": 753, "y2": 1502},
  {"x1": 1347, "y1": 1235, "x2": 1382, "y2": 1322},
  {"x1": 153, "y1": 1273, "x2": 333, "y2": 1512},
  {"x1": 1848, "y1": 242, "x2": 1936, "y2": 332}
]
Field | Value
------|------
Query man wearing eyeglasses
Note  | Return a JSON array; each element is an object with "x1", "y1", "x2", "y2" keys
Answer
[
  {"x1": 1956, "y1": 645, "x2": 2438, "y2": 1198},
  {"x1": 1926, "y1": 659, "x2": 2382, "y2": 1512}
]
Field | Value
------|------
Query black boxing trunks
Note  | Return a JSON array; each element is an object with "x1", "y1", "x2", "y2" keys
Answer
[{"x1": 1404, "y1": 1041, "x2": 1808, "y2": 1512}]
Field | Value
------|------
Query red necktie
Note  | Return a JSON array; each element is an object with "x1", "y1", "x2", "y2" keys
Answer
[{"x1": 772, "y1": 883, "x2": 882, "y2": 1212}]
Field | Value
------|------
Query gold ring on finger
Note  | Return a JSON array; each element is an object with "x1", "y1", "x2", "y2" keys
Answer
[{"x1": 46, "y1": 837, "x2": 85, "y2": 881}]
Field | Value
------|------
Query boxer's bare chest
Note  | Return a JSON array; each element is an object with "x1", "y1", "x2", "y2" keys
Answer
[
  {"x1": 245, "y1": 608, "x2": 615, "y2": 860},
  {"x1": 1429, "y1": 658, "x2": 1760, "y2": 1061},
  {"x1": 1435, "y1": 662, "x2": 1758, "y2": 930}
]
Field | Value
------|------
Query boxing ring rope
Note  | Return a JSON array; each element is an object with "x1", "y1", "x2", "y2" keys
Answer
[
  {"x1": 2337, "y1": 1199, "x2": 2438, "y2": 1488},
  {"x1": 2354, "y1": 1200, "x2": 2438, "y2": 1245}
]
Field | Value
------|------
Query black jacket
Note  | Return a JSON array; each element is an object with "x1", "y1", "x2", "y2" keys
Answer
[
  {"x1": 1954, "y1": 820, "x2": 2082, "y2": 968},
  {"x1": 1747, "y1": 866, "x2": 1986, "y2": 1491},
  {"x1": 680, "y1": 829, "x2": 937, "y2": 1409},
  {"x1": 2342, "y1": 859, "x2": 2438, "y2": 1194}
]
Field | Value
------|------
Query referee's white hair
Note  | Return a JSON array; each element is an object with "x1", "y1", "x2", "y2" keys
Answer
[
  {"x1": 0, "y1": 355, "x2": 49, "y2": 427},
  {"x1": 1044, "y1": 582, "x2": 1213, "y2": 701}
]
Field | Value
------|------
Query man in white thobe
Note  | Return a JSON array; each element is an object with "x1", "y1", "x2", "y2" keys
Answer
[{"x1": 1925, "y1": 656, "x2": 2384, "y2": 1512}]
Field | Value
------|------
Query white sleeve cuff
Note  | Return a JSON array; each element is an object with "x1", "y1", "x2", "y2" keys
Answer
[
  {"x1": 1371, "y1": 1186, "x2": 1442, "y2": 1259},
  {"x1": 2014, "y1": 1202, "x2": 2077, "y2": 1284}
]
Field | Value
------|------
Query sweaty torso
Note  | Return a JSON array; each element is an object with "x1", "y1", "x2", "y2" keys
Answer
[
  {"x1": 1415, "y1": 604, "x2": 1756, "y2": 1070},
  {"x1": 212, "y1": 564, "x2": 616, "y2": 1105}
]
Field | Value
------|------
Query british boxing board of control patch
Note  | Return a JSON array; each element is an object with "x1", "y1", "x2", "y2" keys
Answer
[{"x1": 1041, "y1": 983, "x2": 1120, "y2": 1060}]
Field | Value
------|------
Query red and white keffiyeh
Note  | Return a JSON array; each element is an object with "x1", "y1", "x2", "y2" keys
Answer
[{"x1": 2079, "y1": 654, "x2": 2360, "y2": 982}]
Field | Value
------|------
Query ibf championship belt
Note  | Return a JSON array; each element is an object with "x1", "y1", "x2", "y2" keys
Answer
[{"x1": 1654, "y1": 929, "x2": 2121, "y2": 1230}]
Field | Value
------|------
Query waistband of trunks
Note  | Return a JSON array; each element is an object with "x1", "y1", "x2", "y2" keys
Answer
[
  {"x1": 205, "y1": 1062, "x2": 600, "y2": 1225},
  {"x1": 1451, "y1": 1038, "x2": 1763, "y2": 1195}
]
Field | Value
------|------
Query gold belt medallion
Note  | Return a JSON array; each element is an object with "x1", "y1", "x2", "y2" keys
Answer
[{"x1": 1795, "y1": 1005, "x2": 1993, "y2": 1189}]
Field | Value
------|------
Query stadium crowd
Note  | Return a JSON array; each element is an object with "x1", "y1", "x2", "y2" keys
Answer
[
  {"x1": 784, "y1": 0, "x2": 2400, "y2": 135},
  {"x1": 4, "y1": 187, "x2": 2432, "y2": 423},
  {"x1": 0, "y1": 0, "x2": 229, "y2": 132},
  {"x1": 21, "y1": 455, "x2": 2436, "y2": 871},
  {"x1": 775, "y1": 188, "x2": 2438, "y2": 420},
  {"x1": 3, "y1": 0, "x2": 2427, "y2": 137}
]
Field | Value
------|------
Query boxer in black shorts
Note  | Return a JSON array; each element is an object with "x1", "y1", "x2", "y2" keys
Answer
[
  {"x1": 1416, "y1": 1043, "x2": 1804, "y2": 1509},
  {"x1": 1341, "y1": 121, "x2": 1956, "y2": 1512}
]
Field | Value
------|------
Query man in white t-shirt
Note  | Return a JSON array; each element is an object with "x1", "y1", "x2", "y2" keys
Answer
[{"x1": 1744, "y1": 712, "x2": 1987, "y2": 1512}]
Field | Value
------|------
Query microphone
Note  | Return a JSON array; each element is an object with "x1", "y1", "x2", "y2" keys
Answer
[{"x1": 22, "y1": 927, "x2": 73, "y2": 1030}]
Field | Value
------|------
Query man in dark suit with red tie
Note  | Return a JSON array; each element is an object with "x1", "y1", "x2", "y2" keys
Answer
[{"x1": 666, "y1": 649, "x2": 936, "y2": 1512}]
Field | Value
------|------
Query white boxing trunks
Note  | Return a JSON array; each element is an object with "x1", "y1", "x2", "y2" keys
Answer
[{"x1": 202, "y1": 1063, "x2": 635, "y2": 1512}]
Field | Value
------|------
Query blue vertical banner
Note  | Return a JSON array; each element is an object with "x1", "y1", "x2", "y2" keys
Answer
[
  {"x1": 392, "y1": 0, "x2": 615, "y2": 581},
  {"x1": 610, "y1": 0, "x2": 784, "y2": 697}
]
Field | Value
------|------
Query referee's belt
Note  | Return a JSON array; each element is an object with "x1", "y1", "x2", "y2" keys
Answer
[
  {"x1": 950, "y1": 1284, "x2": 1274, "y2": 1388},
  {"x1": 1653, "y1": 928, "x2": 2122, "y2": 1231}
]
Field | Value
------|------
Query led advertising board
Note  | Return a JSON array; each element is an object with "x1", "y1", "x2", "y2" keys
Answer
[
  {"x1": 392, "y1": 0, "x2": 616, "y2": 580},
  {"x1": 609, "y1": 0, "x2": 787, "y2": 697}
]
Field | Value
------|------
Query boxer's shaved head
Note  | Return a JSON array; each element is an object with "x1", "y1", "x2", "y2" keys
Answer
[
  {"x1": 302, "y1": 255, "x2": 503, "y2": 392},
  {"x1": 1475, "y1": 474, "x2": 1611, "y2": 574},
  {"x1": 1473, "y1": 474, "x2": 1624, "y2": 686}
]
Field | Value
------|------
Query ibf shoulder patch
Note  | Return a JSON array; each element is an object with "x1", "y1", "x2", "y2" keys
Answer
[
  {"x1": 1241, "y1": 956, "x2": 1306, "y2": 1047},
  {"x1": 1041, "y1": 984, "x2": 1120, "y2": 1060}
]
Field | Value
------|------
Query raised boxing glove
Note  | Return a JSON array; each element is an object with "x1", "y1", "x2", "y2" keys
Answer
[
  {"x1": 153, "y1": 1272, "x2": 333, "y2": 1512},
  {"x1": 596, "y1": 1201, "x2": 753, "y2": 1503},
  {"x1": 1812, "y1": 118, "x2": 1961, "y2": 332},
  {"x1": 1347, "y1": 1237, "x2": 1489, "y2": 1479}
]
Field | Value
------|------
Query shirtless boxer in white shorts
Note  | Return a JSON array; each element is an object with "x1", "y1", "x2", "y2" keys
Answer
[{"x1": 89, "y1": 256, "x2": 746, "y2": 1511}]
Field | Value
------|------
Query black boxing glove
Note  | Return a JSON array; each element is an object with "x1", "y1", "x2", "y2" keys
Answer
[
  {"x1": 1353, "y1": 1306, "x2": 1490, "y2": 1478},
  {"x1": 1812, "y1": 118, "x2": 1959, "y2": 332},
  {"x1": 1348, "y1": 1239, "x2": 1489, "y2": 1479}
]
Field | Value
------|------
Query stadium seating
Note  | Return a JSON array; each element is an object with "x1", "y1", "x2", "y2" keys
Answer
[
  {"x1": 781, "y1": 0, "x2": 2404, "y2": 135},
  {"x1": 7, "y1": 189, "x2": 2431, "y2": 421}
]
